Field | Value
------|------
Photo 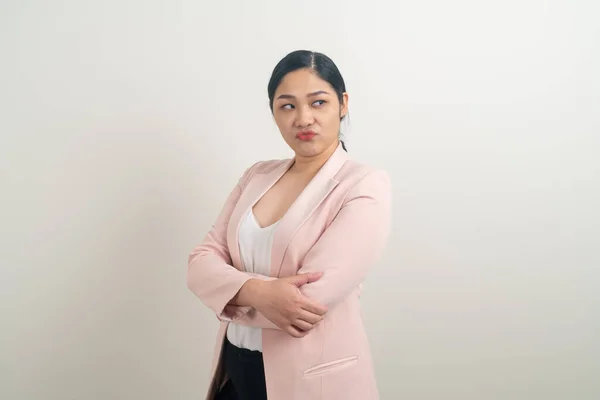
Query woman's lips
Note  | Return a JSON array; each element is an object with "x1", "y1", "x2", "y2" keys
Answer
[{"x1": 296, "y1": 131, "x2": 316, "y2": 141}]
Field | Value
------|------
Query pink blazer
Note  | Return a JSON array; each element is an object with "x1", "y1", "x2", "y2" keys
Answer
[{"x1": 187, "y1": 143, "x2": 392, "y2": 400}]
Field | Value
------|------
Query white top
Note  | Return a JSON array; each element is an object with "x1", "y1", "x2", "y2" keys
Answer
[{"x1": 226, "y1": 209, "x2": 278, "y2": 352}]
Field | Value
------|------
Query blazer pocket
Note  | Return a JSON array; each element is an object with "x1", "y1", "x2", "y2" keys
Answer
[{"x1": 303, "y1": 355, "x2": 359, "y2": 378}]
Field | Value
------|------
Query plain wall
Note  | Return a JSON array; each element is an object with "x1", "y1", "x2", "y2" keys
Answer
[{"x1": 1, "y1": 1, "x2": 598, "y2": 399}]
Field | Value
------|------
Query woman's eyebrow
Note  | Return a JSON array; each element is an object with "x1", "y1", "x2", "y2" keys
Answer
[
  {"x1": 307, "y1": 90, "x2": 330, "y2": 97},
  {"x1": 276, "y1": 90, "x2": 330, "y2": 100}
]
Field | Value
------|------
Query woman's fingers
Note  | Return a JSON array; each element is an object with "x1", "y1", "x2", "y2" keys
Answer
[
  {"x1": 289, "y1": 309, "x2": 325, "y2": 333},
  {"x1": 298, "y1": 309, "x2": 324, "y2": 325},
  {"x1": 300, "y1": 298, "x2": 328, "y2": 316},
  {"x1": 292, "y1": 319, "x2": 314, "y2": 332},
  {"x1": 281, "y1": 309, "x2": 324, "y2": 338},
  {"x1": 285, "y1": 325, "x2": 307, "y2": 338}
]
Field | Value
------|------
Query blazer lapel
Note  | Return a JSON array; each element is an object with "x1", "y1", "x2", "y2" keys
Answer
[
  {"x1": 228, "y1": 143, "x2": 348, "y2": 276},
  {"x1": 227, "y1": 159, "x2": 294, "y2": 271},
  {"x1": 270, "y1": 143, "x2": 348, "y2": 277}
]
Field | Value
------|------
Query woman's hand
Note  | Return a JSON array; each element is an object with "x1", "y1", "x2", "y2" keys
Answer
[{"x1": 241, "y1": 272, "x2": 328, "y2": 338}]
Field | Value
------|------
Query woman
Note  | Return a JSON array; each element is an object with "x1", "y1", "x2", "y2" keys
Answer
[{"x1": 187, "y1": 50, "x2": 392, "y2": 400}]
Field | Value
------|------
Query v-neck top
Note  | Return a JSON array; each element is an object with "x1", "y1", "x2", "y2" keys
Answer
[{"x1": 226, "y1": 209, "x2": 279, "y2": 352}]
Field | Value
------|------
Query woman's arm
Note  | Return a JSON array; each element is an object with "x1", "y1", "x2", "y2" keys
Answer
[
  {"x1": 187, "y1": 163, "x2": 327, "y2": 332},
  {"x1": 297, "y1": 169, "x2": 392, "y2": 308},
  {"x1": 186, "y1": 164, "x2": 261, "y2": 322},
  {"x1": 228, "y1": 273, "x2": 327, "y2": 334}
]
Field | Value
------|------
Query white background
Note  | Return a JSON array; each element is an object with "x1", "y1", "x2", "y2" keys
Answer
[{"x1": 1, "y1": 1, "x2": 599, "y2": 399}]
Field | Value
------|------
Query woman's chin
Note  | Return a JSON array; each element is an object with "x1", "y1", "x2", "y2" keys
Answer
[{"x1": 291, "y1": 142, "x2": 320, "y2": 156}]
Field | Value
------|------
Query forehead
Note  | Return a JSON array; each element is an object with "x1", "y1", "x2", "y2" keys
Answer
[{"x1": 274, "y1": 68, "x2": 332, "y2": 95}]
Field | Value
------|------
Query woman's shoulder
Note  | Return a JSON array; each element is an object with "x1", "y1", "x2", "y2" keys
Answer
[
  {"x1": 236, "y1": 158, "x2": 288, "y2": 187},
  {"x1": 251, "y1": 158, "x2": 288, "y2": 174},
  {"x1": 337, "y1": 158, "x2": 390, "y2": 185},
  {"x1": 246, "y1": 158, "x2": 288, "y2": 175},
  {"x1": 337, "y1": 159, "x2": 391, "y2": 205}
]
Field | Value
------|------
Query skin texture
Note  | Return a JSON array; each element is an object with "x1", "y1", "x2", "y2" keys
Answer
[{"x1": 234, "y1": 68, "x2": 349, "y2": 337}]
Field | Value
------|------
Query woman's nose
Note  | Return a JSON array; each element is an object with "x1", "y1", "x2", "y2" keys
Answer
[{"x1": 295, "y1": 106, "x2": 314, "y2": 127}]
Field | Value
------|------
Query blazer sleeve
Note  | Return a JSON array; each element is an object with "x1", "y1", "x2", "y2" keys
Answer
[
  {"x1": 186, "y1": 162, "x2": 271, "y2": 322},
  {"x1": 297, "y1": 169, "x2": 392, "y2": 308}
]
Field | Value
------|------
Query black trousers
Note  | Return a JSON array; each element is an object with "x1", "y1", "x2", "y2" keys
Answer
[{"x1": 216, "y1": 337, "x2": 267, "y2": 400}]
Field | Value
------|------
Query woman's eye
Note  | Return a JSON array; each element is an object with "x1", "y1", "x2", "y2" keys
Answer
[
  {"x1": 313, "y1": 100, "x2": 326, "y2": 107},
  {"x1": 282, "y1": 104, "x2": 295, "y2": 110}
]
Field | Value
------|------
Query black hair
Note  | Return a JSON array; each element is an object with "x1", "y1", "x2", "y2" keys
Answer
[{"x1": 267, "y1": 50, "x2": 348, "y2": 152}]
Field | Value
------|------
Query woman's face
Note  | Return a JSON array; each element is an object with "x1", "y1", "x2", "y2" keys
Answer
[{"x1": 272, "y1": 68, "x2": 348, "y2": 158}]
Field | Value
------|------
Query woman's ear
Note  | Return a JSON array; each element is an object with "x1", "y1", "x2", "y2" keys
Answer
[{"x1": 340, "y1": 92, "x2": 349, "y2": 118}]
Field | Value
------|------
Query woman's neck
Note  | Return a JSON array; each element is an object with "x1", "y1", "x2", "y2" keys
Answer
[{"x1": 290, "y1": 141, "x2": 338, "y2": 176}]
